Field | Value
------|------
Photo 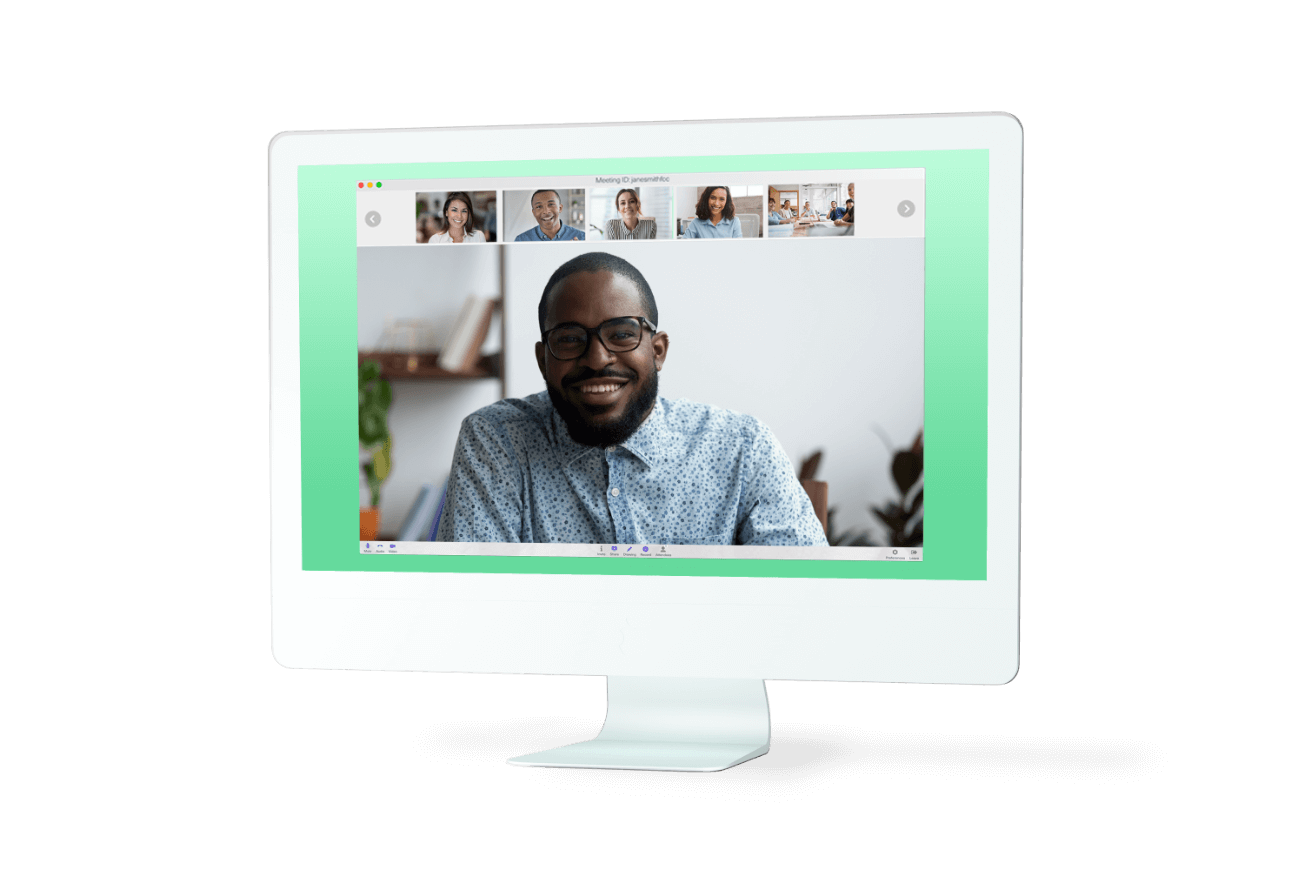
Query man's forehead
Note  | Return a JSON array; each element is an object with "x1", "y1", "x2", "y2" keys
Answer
[{"x1": 547, "y1": 271, "x2": 643, "y2": 325}]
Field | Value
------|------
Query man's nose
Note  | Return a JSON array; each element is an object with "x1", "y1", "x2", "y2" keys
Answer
[{"x1": 580, "y1": 334, "x2": 616, "y2": 368}]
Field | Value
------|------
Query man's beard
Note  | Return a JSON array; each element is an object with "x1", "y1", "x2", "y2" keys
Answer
[{"x1": 547, "y1": 366, "x2": 658, "y2": 448}]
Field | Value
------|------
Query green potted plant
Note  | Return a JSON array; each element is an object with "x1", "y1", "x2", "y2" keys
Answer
[
  {"x1": 813, "y1": 430, "x2": 924, "y2": 548},
  {"x1": 871, "y1": 431, "x2": 924, "y2": 548},
  {"x1": 358, "y1": 360, "x2": 392, "y2": 540}
]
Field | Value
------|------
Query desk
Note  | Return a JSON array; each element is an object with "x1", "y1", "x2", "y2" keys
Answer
[
  {"x1": 792, "y1": 219, "x2": 852, "y2": 238},
  {"x1": 792, "y1": 219, "x2": 832, "y2": 238}
]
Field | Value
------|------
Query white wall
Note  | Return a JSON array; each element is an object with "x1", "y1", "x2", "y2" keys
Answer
[
  {"x1": 675, "y1": 187, "x2": 701, "y2": 220},
  {"x1": 502, "y1": 190, "x2": 538, "y2": 242},
  {"x1": 502, "y1": 238, "x2": 925, "y2": 541},
  {"x1": 357, "y1": 245, "x2": 504, "y2": 536}
]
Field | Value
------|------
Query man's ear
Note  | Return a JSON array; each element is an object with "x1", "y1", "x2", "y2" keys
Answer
[
  {"x1": 652, "y1": 332, "x2": 669, "y2": 371},
  {"x1": 535, "y1": 341, "x2": 546, "y2": 379}
]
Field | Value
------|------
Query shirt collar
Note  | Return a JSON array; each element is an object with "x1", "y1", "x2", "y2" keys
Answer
[
  {"x1": 549, "y1": 396, "x2": 664, "y2": 468},
  {"x1": 549, "y1": 404, "x2": 597, "y2": 465},
  {"x1": 616, "y1": 399, "x2": 664, "y2": 467}
]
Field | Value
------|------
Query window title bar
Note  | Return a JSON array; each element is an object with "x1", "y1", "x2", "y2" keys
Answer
[{"x1": 374, "y1": 167, "x2": 923, "y2": 191}]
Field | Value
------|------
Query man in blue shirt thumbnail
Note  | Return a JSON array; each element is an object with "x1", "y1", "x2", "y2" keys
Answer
[
  {"x1": 827, "y1": 200, "x2": 846, "y2": 221},
  {"x1": 436, "y1": 252, "x2": 826, "y2": 547},
  {"x1": 514, "y1": 189, "x2": 585, "y2": 241}
]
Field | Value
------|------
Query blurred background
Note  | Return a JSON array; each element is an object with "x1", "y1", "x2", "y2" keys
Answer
[
  {"x1": 502, "y1": 189, "x2": 586, "y2": 240},
  {"x1": 587, "y1": 186, "x2": 674, "y2": 240},
  {"x1": 356, "y1": 238, "x2": 922, "y2": 543},
  {"x1": 675, "y1": 185, "x2": 764, "y2": 238},
  {"x1": 415, "y1": 190, "x2": 498, "y2": 243}
]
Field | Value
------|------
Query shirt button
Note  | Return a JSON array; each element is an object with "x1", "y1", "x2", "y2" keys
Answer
[{"x1": 611, "y1": 487, "x2": 620, "y2": 497}]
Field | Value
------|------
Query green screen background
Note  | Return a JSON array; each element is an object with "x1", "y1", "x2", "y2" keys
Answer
[{"x1": 298, "y1": 150, "x2": 988, "y2": 579}]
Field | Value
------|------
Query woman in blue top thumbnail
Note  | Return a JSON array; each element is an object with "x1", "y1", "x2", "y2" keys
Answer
[{"x1": 681, "y1": 186, "x2": 742, "y2": 239}]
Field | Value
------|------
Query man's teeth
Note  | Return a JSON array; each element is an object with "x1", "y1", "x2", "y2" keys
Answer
[{"x1": 578, "y1": 383, "x2": 623, "y2": 393}]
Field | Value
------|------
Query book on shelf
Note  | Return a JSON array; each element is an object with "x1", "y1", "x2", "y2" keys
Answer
[
  {"x1": 396, "y1": 479, "x2": 447, "y2": 541},
  {"x1": 396, "y1": 484, "x2": 434, "y2": 541},
  {"x1": 437, "y1": 296, "x2": 496, "y2": 373},
  {"x1": 435, "y1": 297, "x2": 475, "y2": 373},
  {"x1": 428, "y1": 479, "x2": 449, "y2": 541}
]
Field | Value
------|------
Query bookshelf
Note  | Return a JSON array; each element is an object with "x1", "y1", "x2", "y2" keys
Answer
[
  {"x1": 357, "y1": 350, "x2": 502, "y2": 381},
  {"x1": 359, "y1": 294, "x2": 506, "y2": 397}
]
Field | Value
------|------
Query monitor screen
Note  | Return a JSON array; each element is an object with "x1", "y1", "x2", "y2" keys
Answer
[{"x1": 298, "y1": 149, "x2": 989, "y2": 583}]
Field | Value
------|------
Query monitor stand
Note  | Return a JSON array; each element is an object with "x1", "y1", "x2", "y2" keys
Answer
[{"x1": 507, "y1": 676, "x2": 770, "y2": 772}]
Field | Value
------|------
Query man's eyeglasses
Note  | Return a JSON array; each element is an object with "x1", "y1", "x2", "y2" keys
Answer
[{"x1": 542, "y1": 316, "x2": 657, "y2": 361}]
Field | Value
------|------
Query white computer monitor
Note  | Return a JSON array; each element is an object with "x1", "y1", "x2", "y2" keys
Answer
[{"x1": 270, "y1": 114, "x2": 1022, "y2": 771}]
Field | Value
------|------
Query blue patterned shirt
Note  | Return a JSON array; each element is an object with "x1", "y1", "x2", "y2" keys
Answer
[
  {"x1": 435, "y1": 392, "x2": 827, "y2": 546},
  {"x1": 513, "y1": 223, "x2": 585, "y2": 241}
]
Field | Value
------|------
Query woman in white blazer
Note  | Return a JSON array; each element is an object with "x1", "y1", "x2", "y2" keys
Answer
[{"x1": 428, "y1": 192, "x2": 486, "y2": 243}]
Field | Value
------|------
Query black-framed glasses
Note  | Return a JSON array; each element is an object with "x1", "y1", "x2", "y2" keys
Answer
[{"x1": 542, "y1": 316, "x2": 657, "y2": 361}]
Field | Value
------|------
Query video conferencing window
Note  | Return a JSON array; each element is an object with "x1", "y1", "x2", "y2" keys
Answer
[{"x1": 353, "y1": 170, "x2": 927, "y2": 564}]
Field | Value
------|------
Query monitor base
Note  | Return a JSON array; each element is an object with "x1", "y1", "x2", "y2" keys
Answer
[
  {"x1": 507, "y1": 676, "x2": 770, "y2": 772},
  {"x1": 508, "y1": 739, "x2": 768, "y2": 772}
]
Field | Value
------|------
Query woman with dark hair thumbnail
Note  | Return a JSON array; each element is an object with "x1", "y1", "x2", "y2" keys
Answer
[
  {"x1": 680, "y1": 186, "x2": 741, "y2": 239},
  {"x1": 428, "y1": 191, "x2": 487, "y2": 243},
  {"x1": 604, "y1": 188, "x2": 657, "y2": 240},
  {"x1": 833, "y1": 198, "x2": 855, "y2": 229}
]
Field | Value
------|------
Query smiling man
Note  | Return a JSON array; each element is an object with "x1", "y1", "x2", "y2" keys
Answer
[
  {"x1": 514, "y1": 189, "x2": 585, "y2": 241},
  {"x1": 434, "y1": 252, "x2": 826, "y2": 547}
]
